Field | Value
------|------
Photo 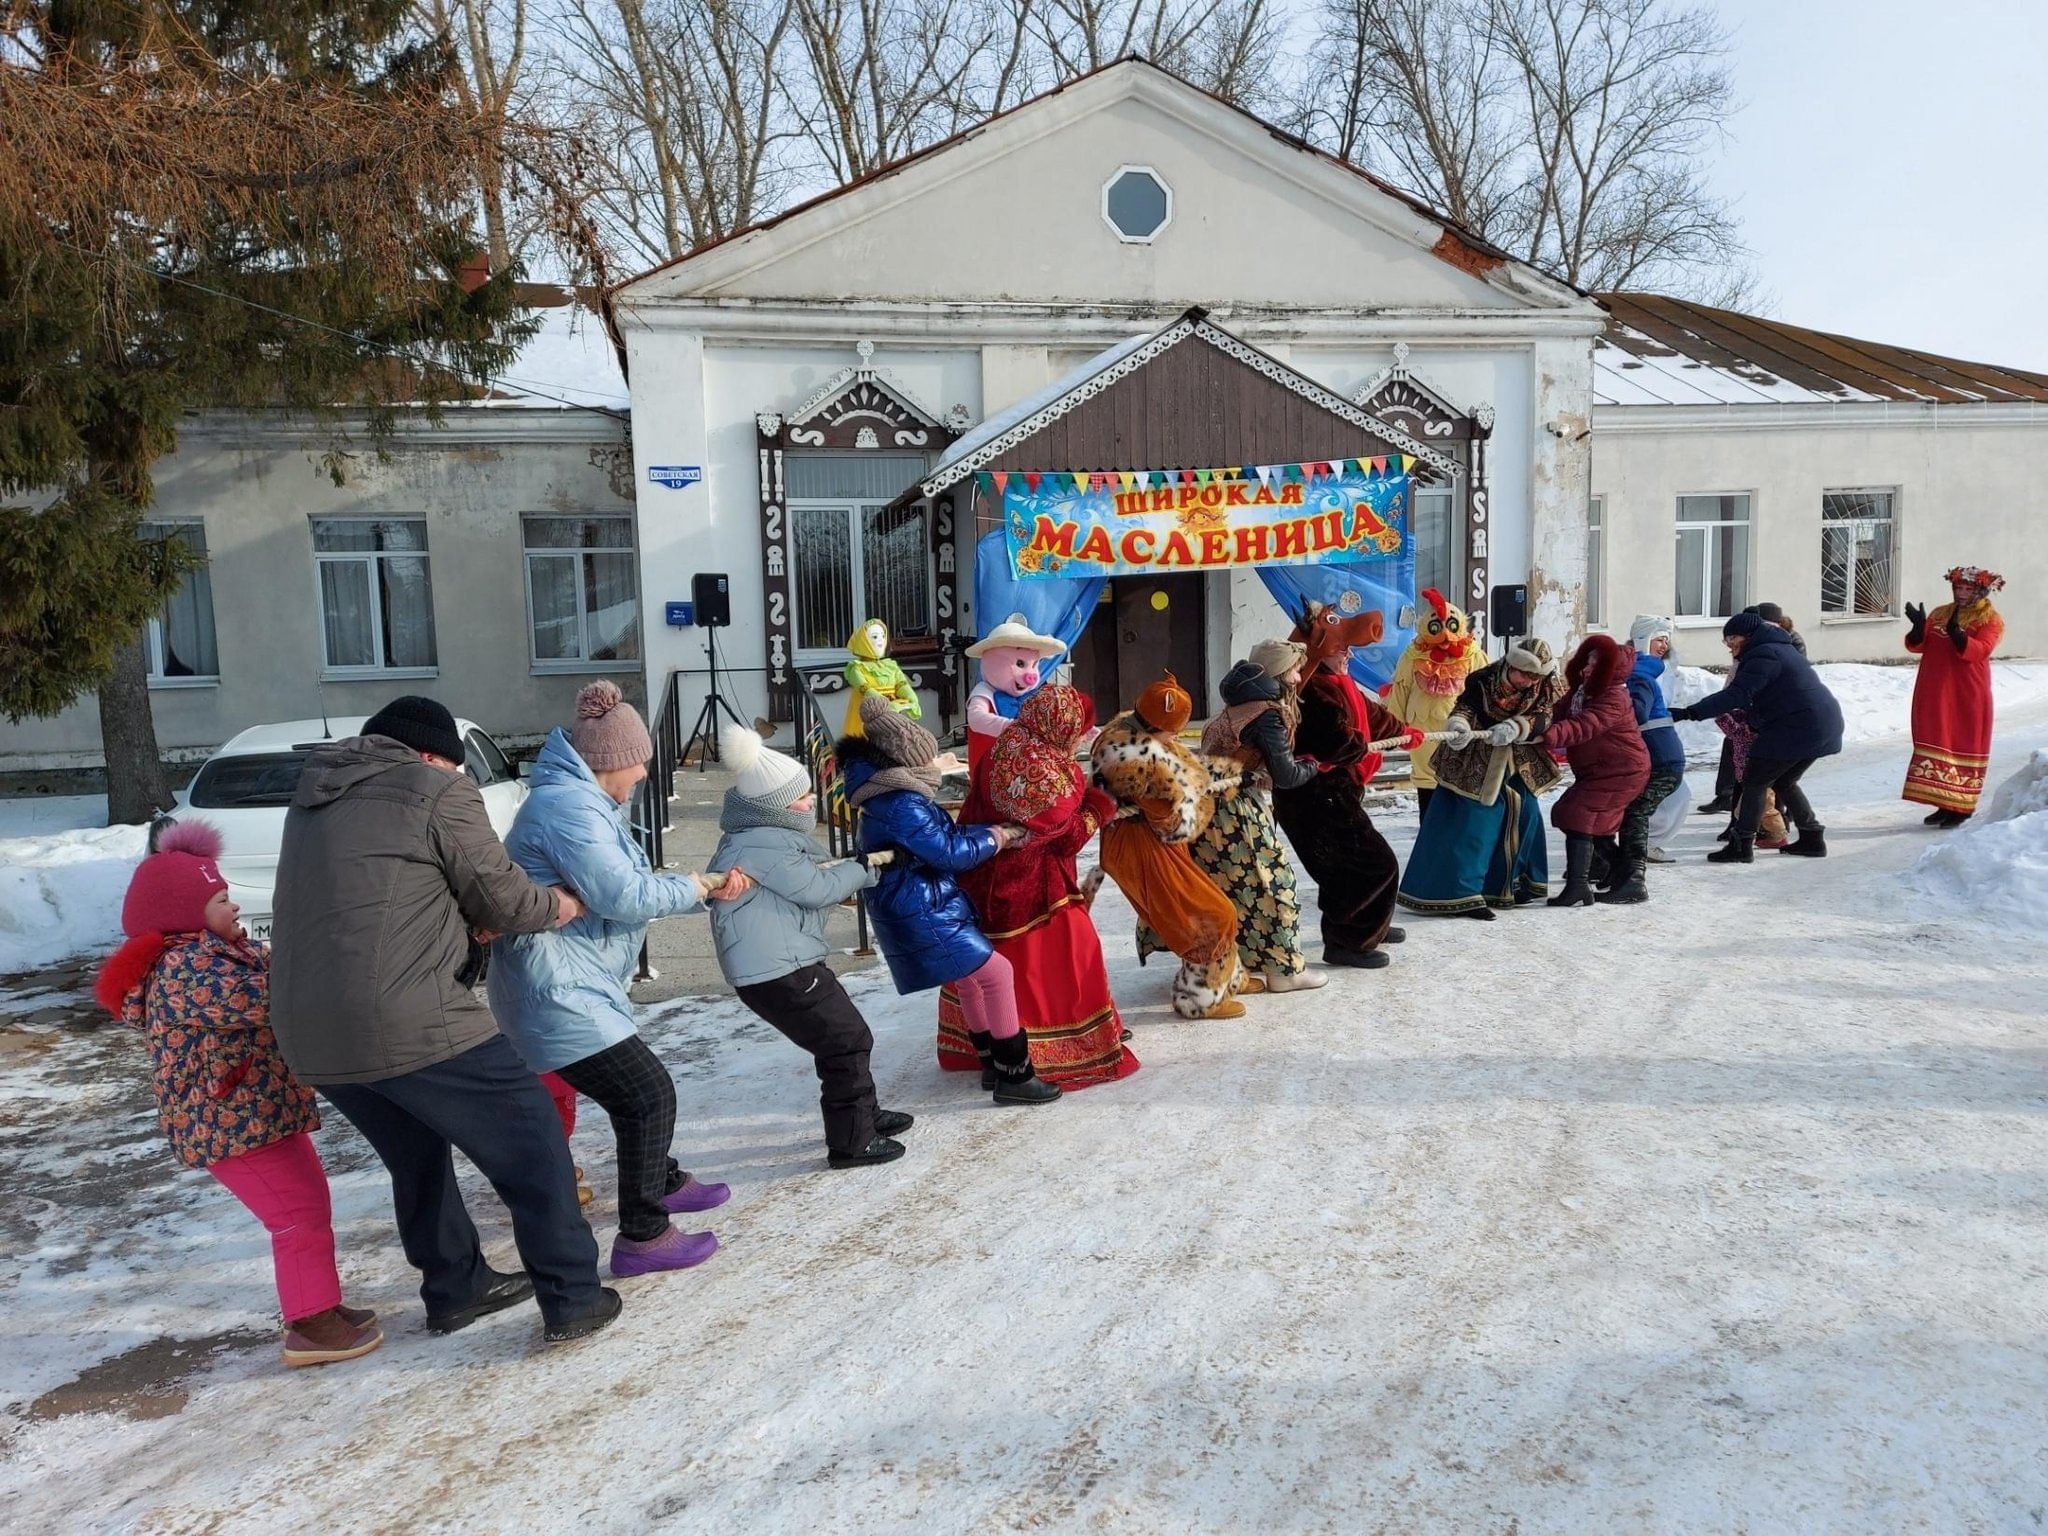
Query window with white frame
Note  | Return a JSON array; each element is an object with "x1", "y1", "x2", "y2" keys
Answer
[
  {"x1": 1587, "y1": 496, "x2": 1606, "y2": 625},
  {"x1": 140, "y1": 521, "x2": 219, "y2": 682},
  {"x1": 313, "y1": 518, "x2": 437, "y2": 673},
  {"x1": 1674, "y1": 494, "x2": 1751, "y2": 619},
  {"x1": 785, "y1": 454, "x2": 932, "y2": 660},
  {"x1": 523, "y1": 515, "x2": 641, "y2": 668},
  {"x1": 1820, "y1": 489, "x2": 1897, "y2": 616},
  {"x1": 1412, "y1": 484, "x2": 1457, "y2": 607}
]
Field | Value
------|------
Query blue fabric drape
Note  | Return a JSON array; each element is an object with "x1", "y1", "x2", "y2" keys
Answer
[
  {"x1": 971, "y1": 528, "x2": 1105, "y2": 654},
  {"x1": 1255, "y1": 556, "x2": 1417, "y2": 694}
]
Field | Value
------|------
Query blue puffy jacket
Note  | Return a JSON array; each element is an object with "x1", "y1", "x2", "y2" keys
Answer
[
  {"x1": 1680, "y1": 624, "x2": 1845, "y2": 761},
  {"x1": 487, "y1": 730, "x2": 702, "y2": 1072},
  {"x1": 838, "y1": 740, "x2": 1001, "y2": 994},
  {"x1": 1626, "y1": 651, "x2": 1687, "y2": 775}
]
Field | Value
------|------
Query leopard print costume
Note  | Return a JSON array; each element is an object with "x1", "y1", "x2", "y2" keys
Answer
[{"x1": 1090, "y1": 711, "x2": 1250, "y2": 1019}]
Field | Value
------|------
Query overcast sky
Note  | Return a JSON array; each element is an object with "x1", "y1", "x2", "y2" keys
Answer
[{"x1": 1709, "y1": 0, "x2": 2048, "y2": 369}]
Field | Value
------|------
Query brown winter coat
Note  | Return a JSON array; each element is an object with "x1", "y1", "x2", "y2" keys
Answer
[
  {"x1": 270, "y1": 735, "x2": 561, "y2": 1085},
  {"x1": 1543, "y1": 636, "x2": 1651, "y2": 837}
]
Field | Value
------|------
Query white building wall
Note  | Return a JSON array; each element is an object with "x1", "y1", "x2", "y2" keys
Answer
[
  {"x1": 4, "y1": 417, "x2": 637, "y2": 775},
  {"x1": 626, "y1": 325, "x2": 1578, "y2": 734},
  {"x1": 1593, "y1": 407, "x2": 2048, "y2": 667}
]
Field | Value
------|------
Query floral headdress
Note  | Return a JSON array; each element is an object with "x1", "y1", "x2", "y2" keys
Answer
[{"x1": 1944, "y1": 566, "x2": 2006, "y2": 594}]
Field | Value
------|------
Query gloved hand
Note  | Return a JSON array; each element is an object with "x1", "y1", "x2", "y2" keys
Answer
[
  {"x1": 1399, "y1": 726, "x2": 1426, "y2": 750},
  {"x1": 1945, "y1": 606, "x2": 1968, "y2": 651},
  {"x1": 1904, "y1": 601, "x2": 1927, "y2": 646},
  {"x1": 1358, "y1": 750, "x2": 1385, "y2": 783},
  {"x1": 1483, "y1": 720, "x2": 1522, "y2": 747},
  {"x1": 1668, "y1": 704, "x2": 1696, "y2": 723},
  {"x1": 1440, "y1": 717, "x2": 1475, "y2": 746}
]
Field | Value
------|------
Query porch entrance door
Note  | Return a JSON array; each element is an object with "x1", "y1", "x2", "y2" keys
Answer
[{"x1": 1069, "y1": 575, "x2": 1207, "y2": 725}]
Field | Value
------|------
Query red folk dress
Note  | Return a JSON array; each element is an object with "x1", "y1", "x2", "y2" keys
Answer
[
  {"x1": 943, "y1": 687, "x2": 1137, "y2": 1087},
  {"x1": 1904, "y1": 600, "x2": 2004, "y2": 813}
]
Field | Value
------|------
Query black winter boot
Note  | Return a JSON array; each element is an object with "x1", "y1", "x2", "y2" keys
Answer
[
  {"x1": 966, "y1": 1028, "x2": 999, "y2": 1090},
  {"x1": 1598, "y1": 857, "x2": 1649, "y2": 904},
  {"x1": 989, "y1": 1031, "x2": 1061, "y2": 1106},
  {"x1": 1707, "y1": 834, "x2": 1755, "y2": 864},
  {"x1": 1779, "y1": 828, "x2": 1828, "y2": 857},
  {"x1": 1590, "y1": 836, "x2": 1623, "y2": 891},
  {"x1": 1547, "y1": 835, "x2": 1598, "y2": 907}
]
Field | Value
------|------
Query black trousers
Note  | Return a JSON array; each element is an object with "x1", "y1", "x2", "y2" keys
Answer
[
  {"x1": 1737, "y1": 754, "x2": 1820, "y2": 838},
  {"x1": 1415, "y1": 786, "x2": 1435, "y2": 822},
  {"x1": 555, "y1": 1035, "x2": 683, "y2": 1242},
  {"x1": 1714, "y1": 737, "x2": 1739, "y2": 804},
  {"x1": 735, "y1": 963, "x2": 879, "y2": 1156},
  {"x1": 320, "y1": 1034, "x2": 601, "y2": 1327},
  {"x1": 1618, "y1": 771, "x2": 1684, "y2": 863}
]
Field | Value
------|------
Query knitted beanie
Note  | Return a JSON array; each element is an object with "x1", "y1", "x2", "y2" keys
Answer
[
  {"x1": 859, "y1": 693, "x2": 940, "y2": 767},
  {"x1": 1504, "y1": 638, "x2": 1557, "y2": 676},
  {"x1": 1136, "y1": 672, "x2": 1194, "y2": 734},
  {"x1": 363, "y1": 695, "x2": 463, "y2": 762},
  {"x1": 1723, "y1": 611, "x2": 1765, "y2": 640},
  {"x1": 719, "y1": 721, "x2": 810, "y2": 808},
  {"x1": 1627, "y1": 614, "x2": 1675, "y2": 650},
  {"x1": 1248, "y1": 639, "x2": 1306, "y2": 679},
  {"x1": 569, "y1": 680, "x2": 653, "y2": 771},
  {"x1": 121, "y1": 820, "x2": 229, "y2": 938}
]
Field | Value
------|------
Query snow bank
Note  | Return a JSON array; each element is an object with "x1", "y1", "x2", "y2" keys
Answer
[
  {"x1": 0, "y1": 823, "x2": 143, "y2": 975},
  {"x1": 1907, "y1": 749, "x2": 2048, "y2": 927}
]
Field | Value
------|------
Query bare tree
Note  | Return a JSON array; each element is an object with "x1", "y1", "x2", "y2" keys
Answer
[
  {"x1": 787, "y1": 0, "x2": 1013, "y2": 179},
  {"x1": 417, "y1": 0, "x2": 532, "y2": 268},
  {"x1": 1030, "y1": 0, "x2": 1282, "y2": 106},
  {"x1": 544, "y1": 0, "x2": 800, "y2": 267},
  {"x1": 1294, "y1": 0, "x2": 1750, "y2": 298}
]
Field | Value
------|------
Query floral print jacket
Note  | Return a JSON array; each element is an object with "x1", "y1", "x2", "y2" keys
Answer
[{"x1": 120, "y1": 933, "x2": 319, "y2": 1169}]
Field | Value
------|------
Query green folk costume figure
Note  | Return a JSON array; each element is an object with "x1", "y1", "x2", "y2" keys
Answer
[{"x1": 842, "y1": 618, "x2": 923, "y2": 737}]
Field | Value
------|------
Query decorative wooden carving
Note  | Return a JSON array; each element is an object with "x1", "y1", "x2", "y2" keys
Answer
[
  {"x1": 756, "y1": 346, "x2": 962, "y2": 725},
  {"x1": 1356, "y1": 344, "x2": 1496, "y2": 645}
]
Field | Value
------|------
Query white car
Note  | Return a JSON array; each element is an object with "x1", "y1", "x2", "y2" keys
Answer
[{"x1": 178, "y1": 717, "x2": 529, "y2": 943}]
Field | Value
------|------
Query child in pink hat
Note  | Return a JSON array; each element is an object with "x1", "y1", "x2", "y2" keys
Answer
[{"x1": 95, "y1": 820, "x2": 382, "y2": 1367}]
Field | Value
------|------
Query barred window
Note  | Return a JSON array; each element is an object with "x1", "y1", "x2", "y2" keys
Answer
[{"x1": 1820, "y1": 490, "x2": 1897, "y2": 616}]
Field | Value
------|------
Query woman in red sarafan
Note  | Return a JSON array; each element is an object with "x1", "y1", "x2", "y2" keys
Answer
[
  {"x1": 1903, "y1": 565, "x2": 2007, "y2": 826},
  {"x1": 942, "y1": 685, "x2": 1138, "y2": 1087}
]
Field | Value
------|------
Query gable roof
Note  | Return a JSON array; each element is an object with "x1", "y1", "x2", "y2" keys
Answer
[
  {"x1": 908, "y1": 307, "x2": 1460, "y2": 509},
  {"x1": 1596, "y1": 293, "x2": 2048, "y2": 407},
  {"x1": 613, "y1": 57, "x2": 1581, "y2": 309}
]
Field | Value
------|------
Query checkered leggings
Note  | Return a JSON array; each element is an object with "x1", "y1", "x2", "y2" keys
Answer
[{"x1": 554, "y1": 1036, "x2": 683, "y2": 1241}]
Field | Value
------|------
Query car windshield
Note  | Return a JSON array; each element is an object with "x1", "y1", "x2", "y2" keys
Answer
[{"x1": 186, "y1": 752, "x2": 311, "y2": 808}]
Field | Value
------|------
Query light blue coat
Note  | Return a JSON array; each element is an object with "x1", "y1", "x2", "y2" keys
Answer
[{"x1": 488, "y1": 730, "x2": 702, "y2": 1073}]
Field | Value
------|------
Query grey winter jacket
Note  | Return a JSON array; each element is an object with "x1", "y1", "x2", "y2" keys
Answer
[
  {"x1": 705, "y1": 823, "x2": 876, "y2": 988},
  {"x1": 270, "y1": 735, "x2": 561, "y2": 1085}
]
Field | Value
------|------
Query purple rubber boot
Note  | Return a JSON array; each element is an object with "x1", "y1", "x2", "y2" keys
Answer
[
  {"x1": 662, "y1": 1173, "x2": 731, "y2": 1215},
  {"x1": 610, "y1": 1227, "x2": 720, "y2": 1277}
]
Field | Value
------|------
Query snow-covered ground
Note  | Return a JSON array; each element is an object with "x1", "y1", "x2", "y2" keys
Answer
[{"x1": 2, "y1": 688, "x2": 2046, "y2": 1530}]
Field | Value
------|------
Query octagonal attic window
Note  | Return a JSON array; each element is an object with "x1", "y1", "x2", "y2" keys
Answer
[{"x1": 1102, "y1": 166, "x2": 1172, "y2": 243}]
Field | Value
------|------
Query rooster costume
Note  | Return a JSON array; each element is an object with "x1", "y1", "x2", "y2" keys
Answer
[
  {"x1": 1092, "y1": 674, "x2": 1250, "y2": 1020},
  {"x1": 1904, "y1": 566, "x2": 2006, "y2": 820},
  {"x1": 1269, "y1": 601, "x2": 1414, "y2": 967},
  {"x1": 1381, "y1": 588, "x2": 1484, "y2": 818},
  {"x1": 944, "y1": 686, "x2": 1137, "y2": 1086}
]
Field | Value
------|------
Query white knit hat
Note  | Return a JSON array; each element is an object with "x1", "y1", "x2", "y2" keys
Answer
[
  {"x1": 1628, "y1": 614, "x2": 1675, "y2": 650},
  {"x1": 719, "y1": 722, "x2": 810, "y2": 808}
]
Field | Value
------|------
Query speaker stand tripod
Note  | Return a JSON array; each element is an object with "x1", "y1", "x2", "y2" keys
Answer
[{"x1": 681, "y1": 627, "x2": 751, "y2": 774}]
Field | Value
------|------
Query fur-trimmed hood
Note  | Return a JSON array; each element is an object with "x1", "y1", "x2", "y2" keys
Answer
[{"x1": 1566, "y1": 632, "x2": 1631, "y2": 697}]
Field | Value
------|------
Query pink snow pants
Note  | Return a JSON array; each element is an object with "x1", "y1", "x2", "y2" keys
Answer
[
  {"x1": 953, "y1": 952, "x2": 1020, "y2": 1040},
  {"x1": 206, "y1": 1132, "x2": 343, "y2": 1324}
]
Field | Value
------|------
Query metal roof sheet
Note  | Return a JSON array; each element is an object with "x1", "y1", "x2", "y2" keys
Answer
[{"x1": 1596, "y1": 293, "x2": 2048, "y2": 408}]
